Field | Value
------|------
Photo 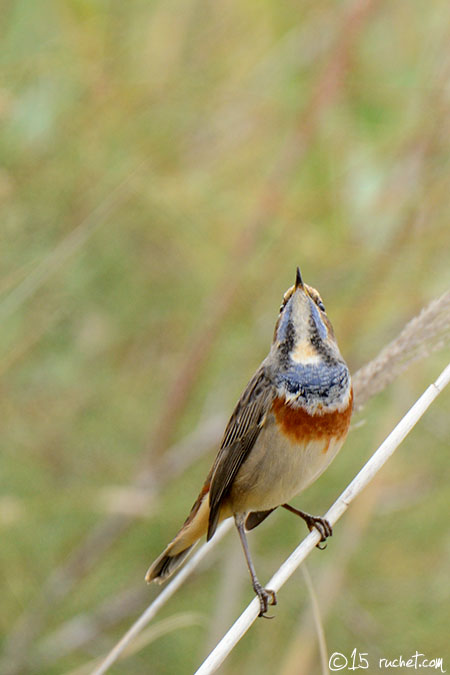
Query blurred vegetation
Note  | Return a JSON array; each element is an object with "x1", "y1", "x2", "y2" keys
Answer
[{"x1": 0, "y1": 0, "x2": 449, "y2": 673}]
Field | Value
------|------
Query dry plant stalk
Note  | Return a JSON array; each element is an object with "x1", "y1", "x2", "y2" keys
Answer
[
  {"x1": 353, "y1": 289, "x2": 450, "y2": 410},
  {"x1": 280, "y1": 482, "x2": 383, "y2": 675}
]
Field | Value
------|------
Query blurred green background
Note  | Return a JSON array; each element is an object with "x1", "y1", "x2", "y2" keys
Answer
[{"x1": 1, "y1": 0, "x2": 449, "y2": 673}]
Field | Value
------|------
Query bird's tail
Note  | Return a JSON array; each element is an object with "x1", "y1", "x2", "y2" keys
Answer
[
  {"x1": 145, "y1": 480, "x2": 216, "y2": 584},
  {"x1": 145, "y1": 541, "x2": 196, "y2": 583}
]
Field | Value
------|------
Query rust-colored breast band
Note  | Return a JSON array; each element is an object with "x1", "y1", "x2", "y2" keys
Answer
[{"x1": 272, "y1": 388, "x2": 353, "y2": 443}]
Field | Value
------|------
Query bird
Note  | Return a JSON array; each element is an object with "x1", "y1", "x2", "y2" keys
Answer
[{"x1": 145, "y1": 267, "x2": 353, "y2": 617}]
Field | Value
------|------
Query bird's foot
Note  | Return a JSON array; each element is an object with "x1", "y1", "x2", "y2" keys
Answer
[
  {"x1": 282, "y1": 504, "x2": 332, "y2": 550},
  {"x1": 303, "y1": 513, "x2": 333, "y2": 549},
  {"x1": 253, "y1": 582, "x2": 277, "y2": 619}
]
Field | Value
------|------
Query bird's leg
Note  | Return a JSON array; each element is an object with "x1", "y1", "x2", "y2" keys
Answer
[
  {"x1": 282, "y1": 503, "x2": 332, "y2": 549},
  {"x1": 234, "y1": 514, "x2": 277, "y2": 618}
]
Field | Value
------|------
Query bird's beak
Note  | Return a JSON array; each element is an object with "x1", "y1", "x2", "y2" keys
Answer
[{"x1": 295, "y1": 266, "x2": 304, "y2": 291}]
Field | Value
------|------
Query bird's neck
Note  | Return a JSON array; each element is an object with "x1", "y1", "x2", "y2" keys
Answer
[{"x1": 274, "y1": 359, "x2": 351, "y2": 414}]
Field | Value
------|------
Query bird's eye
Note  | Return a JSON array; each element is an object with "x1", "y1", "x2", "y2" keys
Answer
[
  {"x1": 317, "y1": 299, "x2": 325, "y2": 312},
  {"x1": 279, "y1": 293, "x2": 291, "y2": 312}
]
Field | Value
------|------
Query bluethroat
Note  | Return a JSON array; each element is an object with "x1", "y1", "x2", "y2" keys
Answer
[{"x1": 146, "y1": 267, "x2": 353, "y2": 617}]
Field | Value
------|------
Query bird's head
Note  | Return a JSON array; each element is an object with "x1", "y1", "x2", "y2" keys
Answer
[{"x1": 272, "y1": 267, "x2": 343, "y2": 367}]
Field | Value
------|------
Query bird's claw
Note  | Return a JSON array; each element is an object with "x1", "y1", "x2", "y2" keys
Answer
[
  {"x1": 254, "y1": 583, "x2": 277, "y2": 618},
  {"x1": 304, "y1": 515, "x2": 333, "y2": 548}
]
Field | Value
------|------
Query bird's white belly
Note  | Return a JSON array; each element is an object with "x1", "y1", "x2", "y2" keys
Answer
[{"x1": 230, "y1": 420, "x2": 345, "y2": 513}]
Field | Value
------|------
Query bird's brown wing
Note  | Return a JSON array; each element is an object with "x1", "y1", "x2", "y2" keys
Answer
[{"x1": 207, "y1": 366, "x2": 275, "y2": 539}]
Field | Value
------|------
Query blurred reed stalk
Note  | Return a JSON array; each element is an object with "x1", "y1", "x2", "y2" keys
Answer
[
  {"x1": 352, "y1": 289, "x2": 450, "y2": 410},
  {"x1": 0, "y1": 165, "x2": 143, "y2": 321},
  {"x1": 65, "y1": 613, "x2": 206, "y2": 675}
]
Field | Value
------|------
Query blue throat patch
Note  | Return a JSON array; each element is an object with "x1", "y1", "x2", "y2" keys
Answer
[{"x1": 275, "y1": 361, "x2": 350, "y2": 408}]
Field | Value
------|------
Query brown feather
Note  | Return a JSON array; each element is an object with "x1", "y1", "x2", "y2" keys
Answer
[{"x1": 207, "y1": 367, "x2": 275, "y2": 539}]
